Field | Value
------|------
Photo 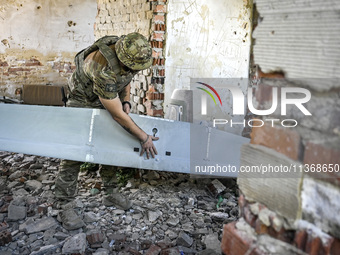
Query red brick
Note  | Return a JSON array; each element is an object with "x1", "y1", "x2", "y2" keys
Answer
[
  {"x1": 255, "y1": 68, "x2": 285, "y2": 80},
  {"x1": 255, "y1": 218, "x2": 268, "y2": 235},
  {"x1": 147, "y1": 108, "x2": 163, "y2": 117},
  {"x1": 250, "y1": 123, "x2": 301, "y2": 161},
  {"x1": 148, "y1": 85, "x2": 156, "y2": 93},
  {"x1": 8, "y1": 67, "x2": 23, "y2": 73},
  {"x1": 0, "y1": 222, "x2": 9, "y2": 232},
  {"x1": 154, "y1": 14, "x2": 165, "y2": 23},
  {"x1": 146, "y1": 92, "x2": 164, "y2": 100},
  {"x1": 154, "y1": 4, "x2": 166, "y2": 13},
  {"x1": 24, "y1": 58, "x2": 42, "y2": 66},
  {"x1": 306, "y1": 236, "x2": 322, "y2": 255},
  {"x1": 154, "y1": 24, "x2": 166, "y2": 31},
  {"x1": 3, "y1": 196, "x2": 13, "y2": 202},
  {"x1": 151, "y1": 41, "x2": 164, "y2": 48},
  {"x1": 0, "y1": 230, "x2": 12, "y2": 246},
  {"x1": 238, "y1": 194, "x2": 247, "y2": 211},
  {"x1": 152, "y1": 32, "x2": 165, "y2": 41},
  {"x1": 255, "y1": 83, "x2": 275, "y2": 105},
  {"x1": 273, "y1": 227, "x2": 295, "y2": 244},
  {"x1": 304, "y1": 142, "x2": 340, "y2": 165},
  {"x1": 145, "y1": 244, "x2": 161, "y2": 255},
  {"x1": 86, "y1": 232, "x2": 104, "y2": 245},
  {"x1": 155, "y1": 240, "x2": 172, "y2": 249},
  {"x1": 294, "y1": 230, "x2": 308, "y2": 250},
  {"x1": 128, "y1": 247, "x2": 142, "y2": 255},
  {"x1": 243, "y1": 205, "x2": 257, "y2": 228},
  {"x1": 0, "y1": 61, "x2": 8, "y2": 67},
  {"x1": 303, "y1": 142, "x2": 340, "y2": 187},
  {"x1": 221, "y1": 222, "x2": 261, "y2": 255},
  {"x1": 0, "y1": 204, "x2": 9, "y2": 213},
  {"x1": 152, "y1": 49, "x2": 163, "y2": 58},
  {"x1": 160, "y1": 248, "x2": 180, "y2": 255},
  {"x1": 329, "y1": 237, "x2": 340, "y2": 255}
]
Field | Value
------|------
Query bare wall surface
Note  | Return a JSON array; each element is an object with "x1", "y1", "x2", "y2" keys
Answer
[
  {"x1": 164, "y1": 0, "x2": 253, "y2": 121},
  {"x1": 0, "y1": 0, "x2": 97, "y2": 96}
]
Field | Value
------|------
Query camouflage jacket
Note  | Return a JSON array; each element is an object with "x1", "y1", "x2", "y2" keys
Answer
[{"x1": 68, "y1": 44, "x2": 137, "y2": 108}]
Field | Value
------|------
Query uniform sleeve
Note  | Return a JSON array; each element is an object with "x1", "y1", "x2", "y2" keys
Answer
[{"x1": 84, "y1": 60, "x2": 119, "y2": 100}]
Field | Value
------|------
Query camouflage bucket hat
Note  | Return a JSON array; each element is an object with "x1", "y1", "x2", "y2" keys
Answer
[{"x1": 115, "y1": 32, "x2": 153, "y2": 71}]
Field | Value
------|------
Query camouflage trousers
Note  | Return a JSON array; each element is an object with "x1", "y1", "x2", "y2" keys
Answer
[
  {"x1": 55, "y1": 94, "x2": 119, "y2": 200},
  {"x1": 55, "y1": 160, "x2": 120, "y2": 199}
]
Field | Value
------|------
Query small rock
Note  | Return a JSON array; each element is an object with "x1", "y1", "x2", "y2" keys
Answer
[
  {"x1": 207, "y1": 179, "x2": 226, "y2": 196},
  {"x1": 125, "y1": 215, "x2": 133, "y2": 224},
  {"x1": 141, "y1": 240, "x2": 152, "y2": 250},
  {"x1": 187, "y1": 197, "x2": 195, "y2": 206},
  {"x1": 8, "y1": 203, "x2": 26, "y2": 221},
  {"x1": 202, "y1": 233, "x2": 221, "y2": 252},
  {"x1": 54, "y1": 232, "x2": 69, "y2": 241},
  {"x1": 167, "y1": 215, "x2": 179, "y2": 227},
  {"x1": 8, "y1": 181, "x2": 21, "y2": 189},
  {"x1": 113, "y1": 209, "x2": 125, "y2": 215},
  {"x1": 30, "y1": 243, "x2": 62, "y2": 255},
  {"x1": 24, "y1": 217, "x2": 58, "y2": 234},
  {"x1": 93, "y1": 248, "x2": 110, "y2": 255},
  {"x1": 62, "y1": 233, "x2": 87, "y2": 254},
  {"x1": 177, "y1": 246, "x2": 197, "y2": 255},
  {"x1": 61, "y1": 198, "x2": 84, "y2": 210},
  {"x1": 8, "y1": 171, "x2": 22, "y2": 181},
  {"x1": 25, "y1": 180, "x2": 42, "y2": 191},
  {"x1": 12, "y1": 188, "x2": 29, "y2": 196},
  {"x1": 148, "y1": 210, "x2": 162, "y2": 222},
  {"x1": 210, "y1": 212, "x2": 229, "y2": 222},
  {"x1": 196, "y1": 249, "x2": 219, "y2": 255},
  {"x1": 90, "y1": 188, "x2": 100, "y2": 195},
  {"x1": 165, "y1": 229, "x2": 177, "y2": 240},
  {"x1": 84, "y1": 212, "x2": 99, "y2": 223},
  {"x1": 161, "y1": 247, "x2": 181, "y2": 255},
  {"x1": 176, "y1": 231, "x2": 193, "y2": 247}
]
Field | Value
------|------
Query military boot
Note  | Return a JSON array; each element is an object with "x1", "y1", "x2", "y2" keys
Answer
[
  {"x1": 100, "y1": 165, "x2": 132, "y2": 210},
  {"x1": 102, "y1": 188, "x2": 132, "y2": 210}
]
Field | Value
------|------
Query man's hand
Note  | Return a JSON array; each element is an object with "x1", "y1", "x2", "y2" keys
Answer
[
  {"x1": 140, "y1": 135, "x2": 159, "y2": 159},
  {"x1": 122, "y1": 102, "x2": 131, "y2": 114},
  {"x1": 99, "y1": 96, "x2": 159, "y2": 160}
]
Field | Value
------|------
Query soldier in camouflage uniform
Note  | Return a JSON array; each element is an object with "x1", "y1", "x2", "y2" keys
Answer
[{"x1": 55, "y1": 33, "x2": 158, "y2": 213}]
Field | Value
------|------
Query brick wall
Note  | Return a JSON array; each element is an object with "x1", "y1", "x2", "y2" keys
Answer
[
  {"x1": 95, "y1": 0, "x2": 167, "y2": 117},
  {"x1": 0, "y1": 56, "x2": 75, "y2": 100},
  {"x1": 221, "y1": 1, "x2": 340, "y2": 254}
]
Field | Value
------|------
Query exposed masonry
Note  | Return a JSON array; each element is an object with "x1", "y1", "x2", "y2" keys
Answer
[
  {"x1": 95, "y1": 0, "x2": 167, "y2": 117},
  {"x1": 0, "y1": 58, "x2": 75, "y2": 99},
  {"x1": 1, "y1": 0, "x2": 167, "y2": 118}
]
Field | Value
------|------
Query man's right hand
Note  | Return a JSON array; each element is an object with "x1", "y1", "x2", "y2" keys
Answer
[{"x1": 140, "y1": 135, "x2": 159, "y2": 159}]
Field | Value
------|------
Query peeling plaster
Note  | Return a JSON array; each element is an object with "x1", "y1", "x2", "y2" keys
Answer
[
  {"x1": 0, "y1": 0, "x2": 96, "y2": 55},
  {"x1": 0, "y1": 0, "x2": 96, "y2": 97},
  {"x1": 165, "y1": 0, "x2": 253, "y2": 134}
]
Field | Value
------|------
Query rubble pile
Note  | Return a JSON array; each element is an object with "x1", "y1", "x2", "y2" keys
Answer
[{"x1": 0, "y1": 151, "x2": 239, "y2": 255}]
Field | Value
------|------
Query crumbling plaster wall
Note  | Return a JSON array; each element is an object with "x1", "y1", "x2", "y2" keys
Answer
[
  {"x1": 164, "y1": 0, "x2": 253, "y2": 117},
  {"x1": 0, "y1": 0, "x2": 97, "y2": 97},
  {"x1": 221, "y1": 0, "x2": 340, "y2": 254}
]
